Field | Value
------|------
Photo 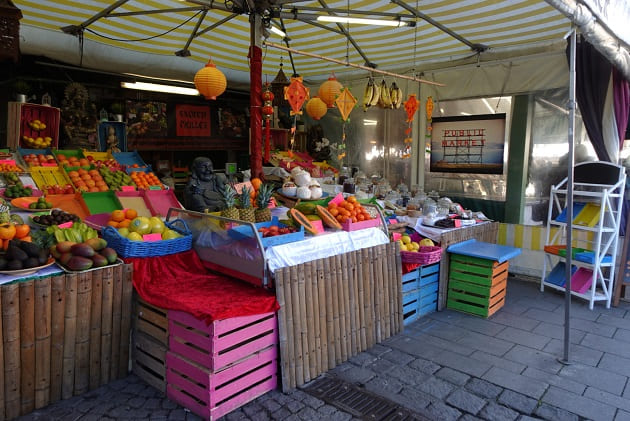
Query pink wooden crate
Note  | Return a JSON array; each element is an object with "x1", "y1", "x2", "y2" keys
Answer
[
  {"x1": 166, "y1": 346, "x2": 278, "y2": 420},
  {"x1": 168, "y1": 311, "x2": 278, "y2": 372}
]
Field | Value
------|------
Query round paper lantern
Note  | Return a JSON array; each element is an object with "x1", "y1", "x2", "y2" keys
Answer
[
  {"x1": 318, "y1": 74, "x2": 343, "y2": 108},
  {"x1": 194, "y1": 59, "x2": 227, "y2": 100},
  {"x1": 262, "y1": 89, "x2": 274, "y2": 102},
  {"x1": 306, "y1": 97, "x2": 328, "y2": 120},
  {"x1": 262, "y1": 104, "x2": 274, "y2": 117}
]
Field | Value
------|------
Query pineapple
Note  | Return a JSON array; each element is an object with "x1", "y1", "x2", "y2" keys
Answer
[
  {"x1": 238, "y1": 186, "x2": 256, "y2": 223},
  {"x1": 220, "y1": 184, "x2": 239, "y2": 220},
  {"x1": 255, "y1": 183, "x2": 274, "y2": 222}
]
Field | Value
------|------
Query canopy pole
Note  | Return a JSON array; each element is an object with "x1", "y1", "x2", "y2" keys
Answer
[
  {"x1": 263, "y1": 41, "x2": 445, "y2": 87},
  {"x1": 561, "y1": 28, "x2": 577, "y2": 365},
  {"x1": 250, "y1": 14, "x2": 263, "y2": 179}
]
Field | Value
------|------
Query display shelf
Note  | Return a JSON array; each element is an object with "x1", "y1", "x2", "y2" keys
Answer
[
  {"x1": 7, "y1": 102, "x2": 60, "y2": 150},
  {"x1": 540, "y1": 161, "x2": 626, "y2": 309}
]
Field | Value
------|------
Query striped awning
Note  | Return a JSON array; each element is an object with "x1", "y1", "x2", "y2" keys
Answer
[{"x1": 12, "y1": 0, "x2": 630, "y2": 87}]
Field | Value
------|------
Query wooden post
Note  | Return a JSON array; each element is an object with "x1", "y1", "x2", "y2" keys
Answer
[
  {"x1": 100, "y1": 267, "x2": 113, "y2": 385},
  {"x1": 381, "y1": 245, "x2": 391, "y2": 339},
  {"x1": 302, "y1": 261, "x2": 315, "y2": 382},
  {"x1": 316, "y1": 258, "x2": 329, "y2": 372},
  {"x1": 309, "y1": 259, "x2": 320, "y2": 378},
  {"x1": 89, "y1": 268, "x2": 102, "y2": 391},
  {"x1": 74, "y1": 272, "x2": 92, "y2": 395},
  {"x1": 0, "y1": 285, "x2": 5, "y2": 420},
  {"x1": 50, "y1": 274, "x2": 65, "y2": 403},
  {"x1": 394, "y1": 243, "x2": 404, "y2": 329},
  {"x1": 348, "y1": 251, "x2": 359, "y2": 355},
  {"x1": 3, "y1": 284, "x2": 20, "y2": 420},
  {"x1": 34, "y1": 277, "x2": 52, "y2": 409},
  {"x1": 119, "y1": 264, "x2": 134, "y2": 378},
  {"x1": 20, "y1": 280, "x2": 35, "y2": 415},
  {"x1": 341, "y1": 253, "x2": 352, "y2": 358},
  {"x1": 110, "y1": 265, "x2": 123, "y2": 380},
  {"x1": 331, "y1": 254, "x2": 342, "y2": 365},
  {"x1": 274, "y1": 268, "x2": 290, "y2": 392},
  {"x1": 281, "y1": 266, "x2": 295, "y2": 390},
  {"x1": 289, "y1": 265, "x2": 303, "y2": 386},
  {"x1": 62, "y1": 273, "x2": 78, "y2": 400}
]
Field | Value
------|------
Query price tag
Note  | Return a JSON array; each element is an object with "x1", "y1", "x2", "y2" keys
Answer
[
  {"x1": 143, "y1": 233, "x2": 162, "y2": 242},
  {"x1": 58, "y1": 221, "x2": 73, "y2": 229},
  {"x1": 148, "y1": 185, "x2": 162, "y2": 190},
  {"x1": 392, "y1": 232, "x2": 402, "y2": 241},
  {"x1": 121, "y1": 185, "x2": 135, "y2": 192}
]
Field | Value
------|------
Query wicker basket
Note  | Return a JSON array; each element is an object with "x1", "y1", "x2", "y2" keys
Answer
[
  {"x1": 401, "y1": 246, "x2": 443, "y2": 265},
  {"x1": 101, "y1": 219, "x2": 192, "y2": 257}
]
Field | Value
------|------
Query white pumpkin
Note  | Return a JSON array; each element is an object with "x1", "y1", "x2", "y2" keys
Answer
[
  {"x1": 282, "y1": 181, "x2": 297, "y2": 197},
  {"x1": 309, "y1": 184, "x2": 323, "y2": 199},
  {"x1": 296, "y1": 186, "x2": 312, "y2": 199},
  {"x1": 293, "y1": 170, "x2": 312, "y2": 187}
]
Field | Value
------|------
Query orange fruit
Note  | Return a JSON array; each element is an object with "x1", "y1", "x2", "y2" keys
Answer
[
  {"x1": 86, "y1": 180, "x2": 96, "y2": 188},
  {"x1": 251, "y1": 177, "x2": 262, "y2": 191},
  {"x1": 111, "y1": 210, "x2": 125, "y2": 222},
  {"x1": 118, "y1": 219, "x2": 131, "y2": 228},
  {"x1": 125, "y1": 209, "x2": 138, "y2": 219},
  {"x1": 107, "y1": 220, "x2": 119, "y2": 228},
  {"x1": 89, "y1": 187, "x2": 99, "y2": 192},
  {"x1": 98, "y1": 185, "x2": 108, "y2": 192}
]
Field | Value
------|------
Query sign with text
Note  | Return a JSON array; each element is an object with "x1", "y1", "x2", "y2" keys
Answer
[
  {"x1": 430, "y1": 114, "x2": 506, "y2": 174},
  {"x1": 176, "y1": 104, "x2": 211, "y2": 137}
]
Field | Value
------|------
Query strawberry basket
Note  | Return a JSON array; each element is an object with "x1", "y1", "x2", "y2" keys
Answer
[
  {"x1": 101, "y1": 219, "x2": 192, "y2": 257},
  {"x1": 400, "y1": 246, "x2": 443, "y2": 265}
]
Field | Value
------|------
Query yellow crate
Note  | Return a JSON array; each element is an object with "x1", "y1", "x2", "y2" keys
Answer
[
  {"x1": 82, "y1": 150, "x2": 113, "y2": 161},
  {"x1": 30, "y1": 166, "x2": 73, "y2": 190}
]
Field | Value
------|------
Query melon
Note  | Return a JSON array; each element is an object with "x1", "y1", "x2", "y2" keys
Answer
[
  {"x1": 289, "y1": 208, "x2": 318, "y2": 235},
  {"x1": 316, "y1": 205, "x2": 342, "y2": 230},
  {"x1": 419, "y1": 238, "x2": 435, "y2": 247}
]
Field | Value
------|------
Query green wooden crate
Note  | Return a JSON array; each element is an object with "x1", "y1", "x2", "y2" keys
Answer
[{"x1": 447, "y1": 254, "x2": 508, "y2": 318}]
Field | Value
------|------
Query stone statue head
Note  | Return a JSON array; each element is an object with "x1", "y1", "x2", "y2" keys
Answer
[{"x1": 192, "y1": 157, "x2": 214, "y2": 182}]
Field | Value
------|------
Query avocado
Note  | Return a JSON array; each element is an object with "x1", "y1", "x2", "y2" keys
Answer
[
  {"x1": 0, "y1": 258, "x2": 7, "y2": 270},
  {"x1": 37, "y1": 249, "x2": 49, "y2": 265},
  {"x1": 7, "y1": 260, "x2": 23, "y2": 270},
  {"x1": 6, "y1": 244, "x2": 27, "y2": 262},
  {"x1": 19, "y1": 241, "x2": 42, "y2": 258},
  {"x1": 23, "y1": 257, "x2": 39, "y2": 269}
]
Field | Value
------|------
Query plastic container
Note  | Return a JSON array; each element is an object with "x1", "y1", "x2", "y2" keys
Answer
[
  {"x1": 227, "y1": 217, "x2": 304, "y2": 248},
  {"x1": 341, "y1": 216, "x2": 381, "y2": 232},
  {"x1": 53, "y1": 149, "x2": 85, "y2": 160},
  {"x1": 80, "y1": 191, "x2": 123, "y2": 215},
  {"x1": 112, "y1": 151, "x2": 148, "y2": 168},
  {"x1": 18, "y1": 147, "x2": 57, "y2": 167}
]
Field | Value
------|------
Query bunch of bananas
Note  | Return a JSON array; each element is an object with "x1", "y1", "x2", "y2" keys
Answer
[
  {"x1": 389, "y1": 82, "x2": 404, "y2": 109},
  {"x1": 378, "y1": 79, "x2": 393, "y2": 109},
  {"x1": 362, "y1": 77, "x2": 380, "y2": 111}
]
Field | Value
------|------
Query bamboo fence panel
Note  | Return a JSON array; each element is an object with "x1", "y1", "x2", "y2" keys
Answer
[
  {"x1": 19, "y1": 280, "x2": 34, "y2": 415},
  {"x1": 274, "y1": 244, "x2": 401, "y2": 391},
  {"x1": 0, "y1": 264, "x2": 133, "y2": 419},
  {"x1": 437, "y1": 222, "x2": 499, "y2": 310}
]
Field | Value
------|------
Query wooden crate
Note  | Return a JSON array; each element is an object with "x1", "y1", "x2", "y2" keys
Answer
[
  {"x1": 166, "y1": 346, "x2": 278, "y2": 420},
  {"x1": 402, "y1": 262, "x2": 440, "y2": 325},
  {"x1": 168, "y1": 311, "x2": 278, "y2": 373},
  {"x1": 447, "y1": 254, "x2": 508, "y2": 318},
  {"x1": 132, "y1": 297, "x2": 169, "y2": 393},
  {"x1": 7, "y1": 102, "x2": 60, "y2": 150}
]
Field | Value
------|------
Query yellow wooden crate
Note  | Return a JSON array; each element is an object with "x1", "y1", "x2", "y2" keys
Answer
[
  {"x1": 30, "y1": 166, "x2": 73, "y2": 190},
  {"x1": 82, "y1": 150, "x2": 113, "y2": 161}
]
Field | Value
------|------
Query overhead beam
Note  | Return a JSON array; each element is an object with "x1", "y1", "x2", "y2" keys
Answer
[
  {"x1": 175, "y1": 9, "x2": 208, "y2": 57},
  {"x1": 106, "y1": 7, "x2": 203, "y2": 18},
  {"x1": 292, "y1": 5, "x2": 415, "y2": 20},
  {"x1": 61, "y1": 0, "x2": 130, "y2": 35}
]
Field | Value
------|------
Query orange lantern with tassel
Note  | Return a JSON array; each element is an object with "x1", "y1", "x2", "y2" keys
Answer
[
  {"x1": 318, "y1": 73, "x2": 343, "y2": 108},
  {"x1": 305, "y1": 97, "x2": 327, "y2": 120},
  {"x1": 194, "y1": 59, "x2": 227, "y2": 100}
]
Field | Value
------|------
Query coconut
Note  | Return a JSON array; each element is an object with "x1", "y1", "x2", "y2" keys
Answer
[
  {"x1": 309, "y1": 184, "x2": 323, "y2": 199},
  {"x1": 282, "y1": 181, "x2": 297, "y2": 197},
  {"x1": 293, "y1": 170, "x2": 312, "y2": 187},
  {"x1": 296, "y1": 186, "x2": 312, "y2": 199},
  {"x1": 290, "y1": 166, "x2": 303, "y2": 177}
]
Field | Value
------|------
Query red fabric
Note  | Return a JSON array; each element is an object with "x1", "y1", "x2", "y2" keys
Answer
[
  {"x1": 402, "y1": 262, "x2": 421, "y2": 274},
  {"x1": 126, "y1": 250, "x2": 279, "y2": 324}
]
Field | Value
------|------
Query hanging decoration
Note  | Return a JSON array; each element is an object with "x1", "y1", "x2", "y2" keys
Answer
[
  {"x1": 402, "y1": 94, "x2": 421, "y2": 159},
  {"x1": 284, "y1": 75, "x2": 310, "y2": 150},
  {"x1": 305, "y1": 97, "x2": 327, "y2": 120},
  {"x1": 261, "y1": 83, "x2": 275, "y2": 163},
  {"x1": 334, "y1": 88, "x2": 357, "y2": 164},
  {"x1": 318, "y1": 73, "x2": 343, "y2": 108},
  {"x1": 425, "y1": 96, "x2": 434, "y2": 154},
  {"x1": 270, "y1": 59, "x2": 290, "y2": 107},
  {"x1": 194, "y1": 58, "x2": 227, "y2": 100}
]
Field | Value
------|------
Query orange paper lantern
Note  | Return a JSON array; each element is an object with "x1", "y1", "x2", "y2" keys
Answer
[
  {"x1": 318, "y1": 74, "x2": 343, "y2": 108},
  {"x1": 305, "y1": 97, "x2": 328, "y2": 120},
  {"x1": 194, "y1": 59, "x2": 227, "y2": 100}
]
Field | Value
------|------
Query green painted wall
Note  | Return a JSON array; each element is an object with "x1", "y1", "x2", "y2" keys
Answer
[{"x1": 504, "y1": 95, "x2": 532, "y2": 223}]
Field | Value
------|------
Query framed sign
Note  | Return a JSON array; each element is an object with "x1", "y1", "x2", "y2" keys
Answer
[
  {"x1": 175, "y1": 104, "x2": 211, "y2": 137},
  {"x1": 430, "y1": 114, "x2": 506, "y2": 174}
]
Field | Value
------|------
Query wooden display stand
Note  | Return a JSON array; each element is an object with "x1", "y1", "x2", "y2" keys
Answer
[
  {"x1": 0, "y1": 264, "x2": 133, "y2": 420},
  {"x1": 7, "y1": 102, "x2": 60, "y2": 150}
]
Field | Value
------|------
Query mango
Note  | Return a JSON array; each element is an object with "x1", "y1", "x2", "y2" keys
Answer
[
  {"x1": 59, "y1": 252, "x2": 73, "y2": 266},
  {"x1": 50, "y1": 246, "x2": 62, "y2": 259},
  {"x1": 100, "y1": 247, "x2": 118, "y2": 264},
  {"x1": 57, "y1": 241, "x2": 77, "y2": 254},
  {"x1": 70, "y1": 243, "x2": 95, "y2": 258},
  {"x1": 90, "y1": 253, "x2": 108, "y2": 268},
  {"x1": 66, "y1": 256, "x2": 93, "y2": 271},
  {"x1": 84, "y1": 238, "x2": 107, "y2": 251}
]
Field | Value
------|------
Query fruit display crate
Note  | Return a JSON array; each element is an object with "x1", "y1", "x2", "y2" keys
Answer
[
  {"x1": 30, "y1": 166, "x2": 74, "y2": 192},
  {"x1": 166, "y1": 310, "x2": 278, "y2": 420},
  {"x1": 227, "y1": 217, "x2": 305, "y2": 249},
  {"x1": 115, "y1": 191, "x2": 153, "y2": 218},
  {"x1": 447, "y1": 254, "x2": 509, "y2": 318},
  {"x1": 80, "y1": 191, "x2": 123, "y2": 215},
  {"x1": 113, "y1": 151, "x2": 148, "y2": 170},
  {"x1": 53, "y1": 149, "x2": 86, "y2": 161},
  {"x1": 101, "y1": 219, "x2": 192, "y2": 257},
  {"x1": 82, "y1": 150, "x2": 113, "y2": 161},
  {"x1": 18, "y1": 147, "x2": 57, "y2": 167},
  {"x1": 402, "y1": 262, "x2": 440, "y2": 325},
  {"x1": 143, "y1": 189, "x2": 183, "y2": 217},
  {"x1": 7, "y1": 102, "x2": 60, "y2": 150},
  {"x1": 44, "y1": 193, "x2": 90, "y2": 220},
  {"x1": 98, "y1": 121, "x2": 127, "y2": 152},
  {"x1": 132, "y1": 296, "x2": 169, "y2": 393}
]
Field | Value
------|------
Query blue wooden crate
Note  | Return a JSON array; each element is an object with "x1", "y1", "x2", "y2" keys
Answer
[
  {"x1": 227, "y1": 217, "x2": 304, "y2": 249},
  {"x1": 402, "y1": 262, "x2": 439, "y2": 293},
  {"x1": 98, "y1": 121, "x2": 127, "y2": 152},
  {"x1": 402, "y1": 289, "x2": 420, "y2": 326},
  {"x1": 402, "y1": 270, "x2": 419, "y2": 293}
]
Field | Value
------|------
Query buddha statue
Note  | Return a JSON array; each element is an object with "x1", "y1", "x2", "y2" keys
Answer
[{"x1": 183, "y1": 157, "x2": 227, "y2": 212}]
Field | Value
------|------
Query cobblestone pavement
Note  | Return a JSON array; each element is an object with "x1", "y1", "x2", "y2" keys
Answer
[{"x1": 15, "y1": 278, "x2": 630, "y2": 420}]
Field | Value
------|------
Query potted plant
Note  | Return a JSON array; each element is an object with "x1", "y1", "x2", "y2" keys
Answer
[
  {"x1": 110, "y1": 102, "x2": 125, "y2": 122},
  {"x1": 12, "y1": 80, "x2": 32, "y2": 103}
]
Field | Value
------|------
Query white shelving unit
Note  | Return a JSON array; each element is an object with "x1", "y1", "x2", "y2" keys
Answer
[{"x1": 540, "y1": 161, "x2": 626, "y2": 309}]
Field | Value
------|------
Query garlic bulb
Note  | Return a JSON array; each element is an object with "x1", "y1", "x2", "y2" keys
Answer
[
  {"x1": 282, "y1": 181, "x2": 297, "y2": 197},
  {"x1": 296, "y1": 186, "x2": 312, "y2": 199},
  {"x1": 293, "y1": 171, "x2": 312, "y2": 187}
]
